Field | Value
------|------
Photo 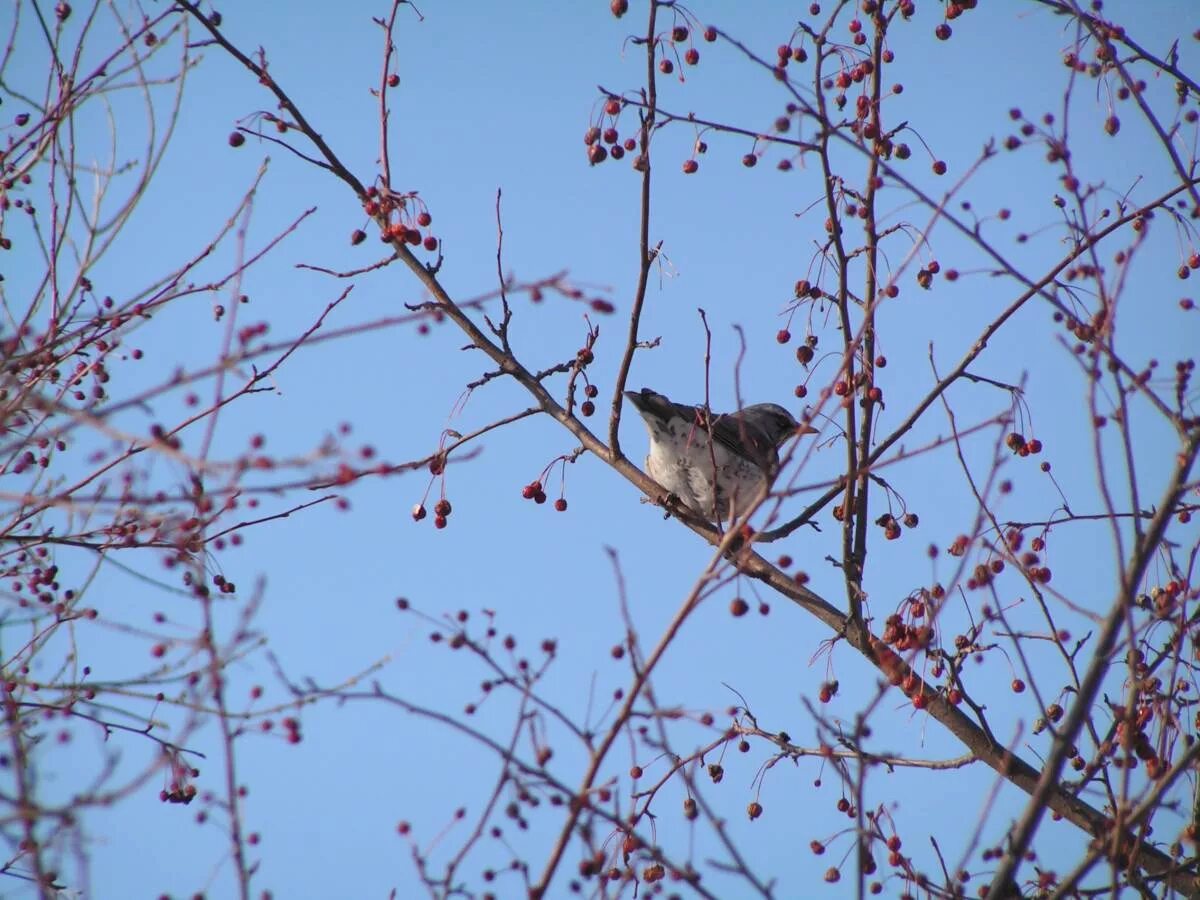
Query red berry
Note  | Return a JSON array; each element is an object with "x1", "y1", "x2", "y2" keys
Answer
[
  {"x1": 703, "y1": 26, "x2": 717, "y2": 42},
  {"x1": 659, "y1": 59, "x2": 674, "y2": 74},
  {"x1": 610, "y1": 0, "x2": 628, "y2": 16},
  {"x1": 932, "y1": 160, "x2": 947, "y2": 175},
  {"x1": 228, "y1": 131, "x2": 245, "y2": 148},
  {"x1": 416, "y1": 211, "x2": 432, "y2": 227},
  {"x1": 742, "y1": 153, "x2": 757, "y2": 167},
  {"x1": 682, "y1": 159, "x2": 699, "y2": 174},
  {"x1": 386, "y1": 73, "x2": 400, "y2": 88},
  {"x1": 588, "y1": 144, "x2": 608, "y2": 165},
  {"x1": 776, "y1": 329, "x2": 791, "y2": 344},
  {"x1": 581, "y1": 400, "x2": 595, "y2": 417},
  {"x1": 684, "y1": 48, "x2": 700, "y2": 65},
  {"x1": 350, "y1": 229, "x2": 366, "y2": 245},
  {"x1": 434, "y1": 516, "x2": 447, "y2": 529},
  {"x1": 935, "y1": 23, "x2": 951, "y2": 40},
  {"x1": 554, "y1": 498, "x2": 568, "y2": 512},
  {"x1": 730, "y1": 598, "x2": 749, "y2": 617},
  {"x1": 423, "y1": 236, "x2": 438, "y2": 251},
  {"x1": 1012, "y1": 678, "x2": 1025, "y2": 693}
]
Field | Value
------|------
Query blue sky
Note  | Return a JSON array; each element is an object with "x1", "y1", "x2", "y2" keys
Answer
[{"x1": 4, "y1": 1, "x2": 1199, "y2": 897}]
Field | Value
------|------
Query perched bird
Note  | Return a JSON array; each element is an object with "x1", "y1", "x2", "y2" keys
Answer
[{"x1": 624, "y1": 388, "x2": 813, "y2": 520}]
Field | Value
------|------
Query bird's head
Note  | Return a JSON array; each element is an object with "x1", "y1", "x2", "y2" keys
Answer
[{"x1": 737, "y1": 402, "x2": 818, "y2": 447}]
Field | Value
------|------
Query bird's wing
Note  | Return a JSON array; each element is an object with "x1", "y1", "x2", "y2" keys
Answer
[{"x1": 709, "y1": 412, "x2": 778, "y2": 473}]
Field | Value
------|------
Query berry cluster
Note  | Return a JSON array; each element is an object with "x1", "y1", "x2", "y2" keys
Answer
[
  {"x1": 520, "y1": 480, "x2": 567, "y2": 512},
  {"x1": 358, "y1": 186, "x2": 439, "y2": 253}
]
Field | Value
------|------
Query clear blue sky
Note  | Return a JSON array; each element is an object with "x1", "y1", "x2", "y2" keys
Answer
[{"x1": 4, "y1": 1, "x2": 1198, "y2": 897}]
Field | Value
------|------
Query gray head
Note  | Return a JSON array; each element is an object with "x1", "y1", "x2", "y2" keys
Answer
[{"x1": 737, "y1": 403, "x2": 802, "y2": 447}]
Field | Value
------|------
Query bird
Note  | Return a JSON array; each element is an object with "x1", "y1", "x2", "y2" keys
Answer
[{"x1": 624, "y1": 388, "x2": 814, "y2": 521}]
